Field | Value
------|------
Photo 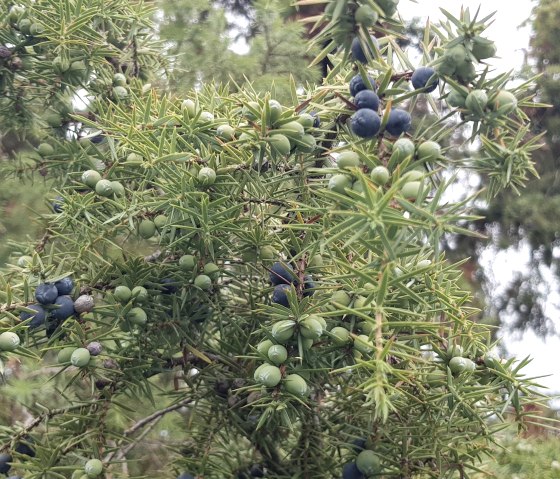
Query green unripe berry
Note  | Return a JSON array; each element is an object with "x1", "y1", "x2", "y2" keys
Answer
[
  {"x1": 491, "y1": 90, "x2": 518, "y2": 114},
  {"x1": 483, "y1": 352, "x2": 500, "y2": 368},
  {"x1": 113, "y1": 73, "x2": 127, "y2": 86},
  {"x1": 271, "y1": 319, "x2": 296, "y2": 343},
  {"x1": 70, "y1": 348, "x2": 91, "y2": 367},
  {"x1": 331, "y1": 290, "x2": 351, "y2": 307},
  {"x1": 131, "y1": 286, "x2": 148, "y2": 304},
  {"x1": 138, "y1": 220, "x2": 156, "y2": 239},
  {"x1": 17, "y1": 255, "x2": 33, "y2": 267},
  {"x1": 400, "y1": 181, "x2": 423, "y2": 200},
  {"x1": 243, "y1": 101, "x2": 260, "y2": 120},
  {"x1": 356, "y1": 450, "x2": 381, "y2": 475},
  {"x1": 257, "y1": 339, "x2": 274, "y2": 356},
  {"x1": 199, "y1": 111, "x2": 214, "y2": 122},
  {"x1": 216, "y1": 124, "x2": 235, "y2": 140},
  {"x1": 84, "y1": 459, "x2": 103, "y2": 478},
  {"x1": 299, "y1": 316, "x2": 324, "y2": 340},
  {"x1": 127, "y1": 307, "x2": 147, "y2": 325},
  {"x1": 112, "y1": 86, "x2": 128, "y2": 100},
  {"x1": 268, "y1": 344, "x2": 288, "y2": 365},
  {"x1": 370, "y1": 166, "x2": 390, "y2": 185},
  {"x1": 471, "y1": 37, "x2": 497, "y2": 61},
  {"x1": 328, "y1": 174, "x2": 352, "y2": 195},
  {"x1": 82, "y1": 170, "x2": 102, "y2": 188},
  {"x1": 354, "y1": 334, "x2": 374, "y2": 355},
  {"x1": 354, "y1": 5, "x2": 378, "y2": 26},
  {"x1": 448, "y1": 356, "x2": 471, "y2": 375},
  {"x1": 390, "y1": 138, "x2": 415, "y2": 163},
  {"x1": 269, "y1": 134, "x2": 291, "y2": 156},
  {"x1": 254, "y1": 363, "x2": 282, "y2": 388},
  {"x1": 198, "y1": 167, "x2": 216, "y2": 186},
  {"x1": 153, "y1": 214, "x2": 168, "y2": 230},
  {"x1": 417, "y1": 141, "x2": 441, "y2": 162},
  {"x1": 194, "y1": 274, "x2": 212, "y2": 290},
  {"x1": 259, "y1": 246, "x2": 275, "y2": 261},
  {"x1": 465, "y1": 89, "x2": 488, "y2": 116},
  {"x1": 337, "y1": 151, "x2": 360, "y2": 169},
  {"x1": 95, "y1": 179, "x2": 113, "y2": 197},
  {"x1": 114, "y1": 286, "x2": 132, "y2": 303},
  {"x1": 297, "y1": 113, "x2": 314, "y2": 129},
  {"x1": 446, "y1": 89, "x2": 466, "y2": 108},
  {"x1": 110, "y1": 181, "x2": 125, "y2": 197},
  {"x1": 179, "y1": 255, "x2": 196, "y2": 271},
  {"x1": 182, "y1": 99, "x2": 196, "y2": 117},
  {"x1": 297, "y1": 134, "x2": 316, "y2": 153},
  {"x1": 0, "y1": 332, "x2": 20, "y2": 351},
  {"x1": 308, "y1": 254, "x2": 324, "y2": 268},
  {"x1": 58, "y1": 347, "x2": 76, "y2": 364},
  {"x1": 330, "y1": 326, "x2": 350, "y2": 345},
  {"x1": 203, "y1": 263, "x2": 220, "y2": 279},
  {"x1": 455, "y1": 60, "x2": 477, "y2": 83},
  {"x1": 268, "y1": 99, "x2": 283, "y2": 125},
  {"x1": 280, "y1": 121, "x2": 305, "y2": 140},
  {"x1": 284, "y1": 374, "x2": 308, "y2": 396},
  {"x1": 37, "y1": 143, "x2": 54, "y2": 156}
]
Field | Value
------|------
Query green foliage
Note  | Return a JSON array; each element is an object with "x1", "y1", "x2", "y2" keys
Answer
[{"x1": 0, "y1": 1, "x2": 553, "y2": 478}]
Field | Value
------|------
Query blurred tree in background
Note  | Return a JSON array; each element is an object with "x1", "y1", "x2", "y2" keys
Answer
[{"x1": 158, "y1": 0, "x2": 320, "y2": 98}]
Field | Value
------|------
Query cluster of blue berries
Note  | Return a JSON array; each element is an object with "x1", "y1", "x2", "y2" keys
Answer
[
  {"x1": 269, "y1": 262, "x2": 315, "y2": 307},
  {"x1": 349, "y1": 65, "x2": 439, "y2": 140},
  {"x1": 19, "y1": 276, "x2": 92, "y2": 336}
]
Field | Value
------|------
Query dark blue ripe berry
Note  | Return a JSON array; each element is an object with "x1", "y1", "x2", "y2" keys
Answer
[
  {"x1": 161, "y1": 278, "x2": 178, "y2": 294},
  {"x1": 342, "y1": 461, "x2": 364, "y2": 479},
  {"x1": 354, "y1": 90, "x2": 380, "y2": 111},
  {"x1": 349, "y1": 74, "x2": 376, "y2": 97},
  {"x1": 311, "y1": 111, "x2": 321, "y2": 128},
  {"x1": 303, "y1": 275, "x2": 316, "y2": 297},
  {"x1": 411, "y1": 66, "x2": 439, "y2": 93},
  {"x1": 51, "y1": 295, "x2": 75, "y2": 320},
  {"x1": 90, "y1": 134, "x2": 105, "y2": 144},
  {"x1": 272, "y1": 284, "x2": 291, "y2": 307},
  {"x1": 35, "y1": 283, "x2": 58, "y2": 305},
  {"x1": 46, "y1": 317, "x2": 63, "y2": 338},
  {"x1": 177, "y1": 473, "x2": 195, "y2": 479},
  {"x1": 15, "y1": 437, "x2": 35, "y2": 457},
  {"x1": 20, "y1": 304, "x2": 46, "y2": 328},
  {"x1": 0, "y1": 453, "x2": 12, "y2": 474},
  {"x1": 52, "y1": 196, "x2": 64, "y2": 213},
  {"x1": 351, "y1": 109, "x2": 381, "y2": 138},
  {"x1": 351, "y1": 35, "x2": 378, "y2": 64},
  {"x1": 55, "y1": 276, "x2": 74, "y2": 295},
  {"x1": 269, "y1": 261, "x2": 297, "y2": 285},
  {"x1": 385, "y1": 109, "x2": 412, "y2": 137},
  {"x1": 351, "y1": 437, "x2": 367, "y2": 452},
  {"x1": 250, "y1": 464, "x2": 264, "y2": 477}
]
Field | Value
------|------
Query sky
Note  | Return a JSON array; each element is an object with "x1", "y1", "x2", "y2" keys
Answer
[{"x1": 399, "y1": 0, "x2": 560, "y2": 397}]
